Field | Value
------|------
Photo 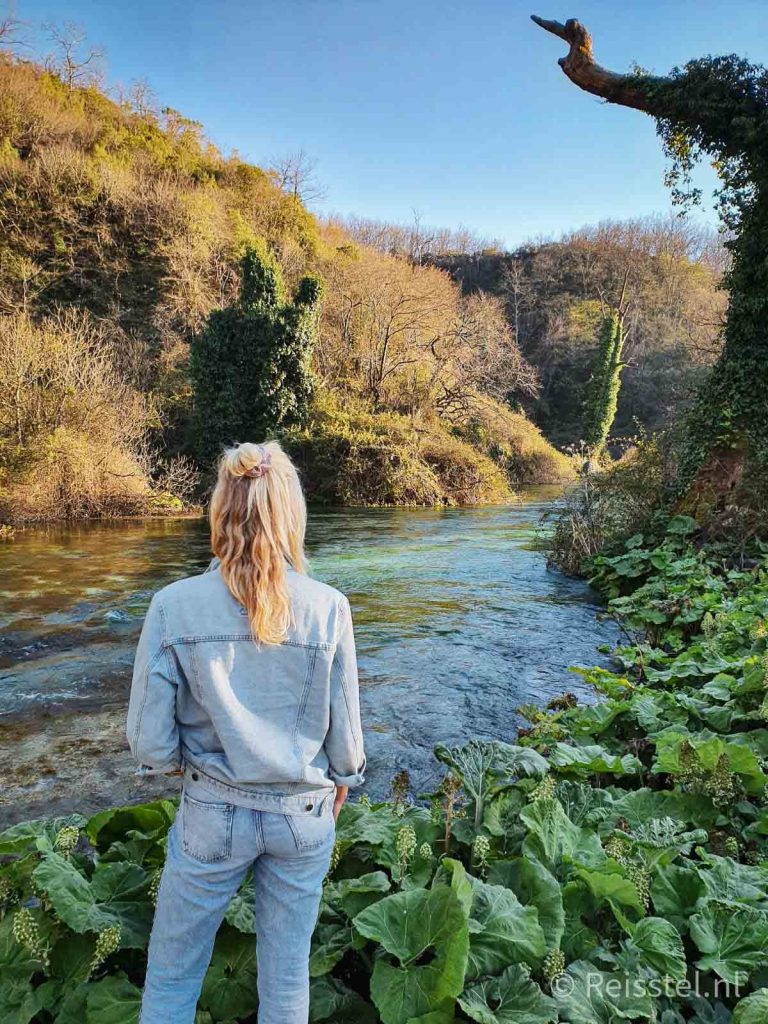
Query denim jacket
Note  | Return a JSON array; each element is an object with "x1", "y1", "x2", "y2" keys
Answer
[{"x1": 126, "y1": 565, "x2": 366, "y2": 812}]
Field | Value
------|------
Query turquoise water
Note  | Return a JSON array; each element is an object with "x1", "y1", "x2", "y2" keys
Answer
[{"x1": 0, "y1": 493, "x2": 618, "y2": 796}]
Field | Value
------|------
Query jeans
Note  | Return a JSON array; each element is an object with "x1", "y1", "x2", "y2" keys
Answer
[{"x1": 140, "y1": 784, "x2": 336, "y2": 1024}]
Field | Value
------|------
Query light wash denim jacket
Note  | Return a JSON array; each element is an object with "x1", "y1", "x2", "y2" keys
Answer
[{"x1": 126, "y1": 565, "x2": 366, "y2": 813}]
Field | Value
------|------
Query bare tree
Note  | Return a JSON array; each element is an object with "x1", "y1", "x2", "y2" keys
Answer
[
  {"x1": 128, "y1": 77, "x2": 158, "y2": 118},
  {"x1": 430, "y1": 292, "x2": 540, "y2": 418},
  {"x1": 270, "y1": 149, "x2": 327, "y2": 204},
  {"x1": 330, "y1": 213, "x2": 503, "y2": 261},
  {"x1": 44, "y1": 21, "x2": 104, "y2": 92},
  {"x1": 0, "y1": 6, "x2": 26, "y2": 51}
]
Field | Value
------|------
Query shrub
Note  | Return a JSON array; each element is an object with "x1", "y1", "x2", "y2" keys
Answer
[
  {"x1": 546, "y1": 437, "x2": 673, "y2": 575},
  {"x1": 284, "y1": 395, "x2": 511, "y2": 506},
  {"x1": 455, "y1": 398, "x2": 575, "y2": 486},
  {"x1": 190, "y1": 243, "x2": 323, "y2": 466},
  {"x1": 0, "y1": 310, "x2": 155, "y2": 520}
]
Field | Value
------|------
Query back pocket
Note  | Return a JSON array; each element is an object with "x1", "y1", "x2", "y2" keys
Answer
[
  {"x1": 284, "y1": 809, "x2": 335, "y2": 852},
  {"x1": 181, "y1": 793, "x2": 234, "y2": 863}
]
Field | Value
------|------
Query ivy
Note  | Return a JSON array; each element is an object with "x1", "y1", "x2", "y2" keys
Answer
[
  {"x1": 582, "y1": 310, "x2": 626, "y2": 458},
  {"x1": 635, "y1": 57, "x2": 768, "y2": 493},
  {"x1": 189, "y1": 241, "x2": 323, "y2": 465}
]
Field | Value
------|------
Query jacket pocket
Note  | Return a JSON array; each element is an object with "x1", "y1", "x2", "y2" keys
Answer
[
  {"x1": 181, "y1": 793, "x2": 234, "y2": 863},
  {"x1": 284, "y1": 807, "x2": 335, "y2": 852}
]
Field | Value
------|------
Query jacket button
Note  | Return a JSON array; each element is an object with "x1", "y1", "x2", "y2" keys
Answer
[
  {"x1": 305, "y1": 803, "x2": 313, "y2": 811},
  {"x1": 191, "y1": 772, "x2": 199, "y2": 781}
]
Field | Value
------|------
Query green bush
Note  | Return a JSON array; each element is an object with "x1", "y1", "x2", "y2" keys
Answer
[
  {"x1": 190, "y1": 243, "x2": 323, "y2": 466},
  {"x1": 582, "y1": 311, "x2": 626, "y2": 458},
  {"x1": 454, "y1": 399, "x2": 575, "y2": 486}
]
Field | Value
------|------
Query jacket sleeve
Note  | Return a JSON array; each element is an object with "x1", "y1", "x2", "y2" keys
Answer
[
  {"x1": 324, "y1": 596, "x2": 366, "y2": 788},
  {"x1": 126, "y1": 593, "x2": 181, "y2": 774}
]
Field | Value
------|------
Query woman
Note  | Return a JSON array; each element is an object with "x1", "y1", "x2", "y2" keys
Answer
[{"x1": 127, "y1": 441, "x2": 366, "y2": 1024}]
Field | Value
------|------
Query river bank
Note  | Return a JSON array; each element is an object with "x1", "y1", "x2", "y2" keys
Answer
[
  {"x1": 4, "y1": 518, "x2": 768, "y2": 1023},
  {"x1": 0, "y1": 492, "x2": 619, "y2": 826}
]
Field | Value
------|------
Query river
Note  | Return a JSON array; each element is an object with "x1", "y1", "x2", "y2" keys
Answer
[{"x1": 0, "y1": 490, "x2": 618, "y2": 826}]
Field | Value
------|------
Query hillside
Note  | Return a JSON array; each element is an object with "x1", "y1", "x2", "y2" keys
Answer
[
  {"x1": 338, "y1": 216, "x2": 726, "y2": 448},
  {"x1": 431, "y1": 225, "x2": 725, "y2": 447},
  {"x1": 0, "y1": 53, "x2": 572, "y2": 521}
]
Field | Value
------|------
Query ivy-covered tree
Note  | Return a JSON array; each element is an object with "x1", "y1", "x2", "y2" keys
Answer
[
  {"x1": 583, "y1": 309, "x2": 626, "y2": 461},
  {"x1": 532, "y1": 15, "x2": 768, "y2": 510},
  {"x1": 190, "y1": 243, "x2": 323, "y2": 464}
]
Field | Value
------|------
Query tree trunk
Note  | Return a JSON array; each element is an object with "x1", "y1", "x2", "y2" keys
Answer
[
  {"x1": 532, "y1": 14, "x2": 768, "y2": 507},
  {"x1": 530, "y1": 16, "x2": 667, "y2": 113}
]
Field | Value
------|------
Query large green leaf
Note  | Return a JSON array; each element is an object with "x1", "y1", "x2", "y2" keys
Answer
[
  {"x1": 0, "y1": 978, "x2": 48, "y2": 1024},
  {"x1": 466, "y1": 876, "x2": 546, "y2": 979},
  {"x1": 225, "y1": 876, "x2": 256, "y2": 933},
  {"x1": 608, "y1": 788, "x2": 720, "y2": 829},
  {"x1": 733, "y1": 989, "x2": 768, "y2": 1023},
  {"x1": 690, "y1": 903, "x2": 768, "y2": 984},
  {"x1": 520, "y1": 799, "x2": 604, "y2": 876},
  {"x1": 487, "y1": 858, "x2": 565, "y2": 949},
  {"x1": 553, "y1": 960, "x2": 655, "y2": 1022},
  {"x1": 50, "y1": 932, "x2": 96, "y2": 988},
  {"x1": 431, "y1": 857, "x2": 473, "y2": 916},
  {"x1": 353, "y1": 884, "x2": 469, "y2": 1024},
  {"x1": 53, "y1": 984, "x2": 88, "y2": 1024},
  {"x1": 458, "y1": 963, "x2": 557, "y2": 1023},
  {"x1": 405, "y1": 1013, "x2": 455, "y2": 1024},
  {"x1": 334, "y1": 802, "x2": 402, "y2": 846},
  {"x1": 309, "y1": 975, "x2": 377, "y2": 1022},
  {"x1": 310, "y1": 918, "x2": 357, "y2": 977},
  {"x1": 483, "y1": 791, "x2": 527, "y2": 838},
  {"x1": 548, "y1": 744, "x2": 641, "y2": 778},
  {"x1": 630, "y1": 917, "x2": 687, "y2": 981},
  {"x1": 199, "y1": 925, "x2": 257, "y2": 1021},
  {"x1": 0, "y1": 814, "x2": 87, "y2": 856},
  {"x1": 575, "y1": 865, "x2": 646, "y2": 917},
  {"x1": 0, "y1": 914, "x2": 39, "y2": 984},
  {"x1": 695, "y1": 852, "x2": 768, "y2": 908},
  {"x1": 85, "y1": 975, "x2": 142, "y2": 1024},
  {"x1": 33, "y1": 853, "x2": 152, "y2": 948},
  {"x1": 685, "y1": 994, "x2": 735, "y2": 1023},
  {"x1": 560, "y1": 882, "x2": 599, "y2": 961},
  {"x1": 650, "y1": 864, "x2": 706, "y2": 933},
  {"x1": 86, "y1": 801, "x2": 175, "y2": 849},
  {"x1": 324, "y1": 871, "x2": 391, "y2": 919}
]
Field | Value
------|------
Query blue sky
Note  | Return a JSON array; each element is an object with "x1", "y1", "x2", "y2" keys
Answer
[{"x1": 16, "y1": 0, "x2": 768, "y2": 247}]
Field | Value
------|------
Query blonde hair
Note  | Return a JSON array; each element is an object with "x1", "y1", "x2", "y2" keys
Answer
[{"x1": 209, "y1": 441, "x2": 307, "y2": 645}]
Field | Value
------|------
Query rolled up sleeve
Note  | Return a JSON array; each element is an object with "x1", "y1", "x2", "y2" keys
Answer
[
  {"x1": 324, "y1": 596, "x2": 366, "y2": 788},
  {"x1": 126, "y1": 593, "x2": 181, "y2": 774}
]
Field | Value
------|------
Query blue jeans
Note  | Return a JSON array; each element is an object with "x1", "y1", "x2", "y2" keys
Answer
[{"x1": 140, "y1": 786, "x2": 336, "y2": 1024}]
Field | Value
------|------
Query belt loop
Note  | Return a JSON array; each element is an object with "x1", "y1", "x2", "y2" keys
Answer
[{"x1": 320, "y1": 791, "x2": 334, "y2": 816}]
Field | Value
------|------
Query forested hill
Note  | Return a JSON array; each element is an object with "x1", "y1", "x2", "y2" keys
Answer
[
  {"x1": 339, "y1": 217, "x2": 726, "y2": 448},
  {"x1": 0, "y1": 49, "x2": 722, "y2": 521},
  {"x1": 0, "y1": 52, "x2": 572, "y2": 521}
]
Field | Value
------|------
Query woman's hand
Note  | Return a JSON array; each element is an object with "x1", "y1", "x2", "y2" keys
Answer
[{"x1": 333, "y1": 784, "x2": 348, "y2": 821}]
